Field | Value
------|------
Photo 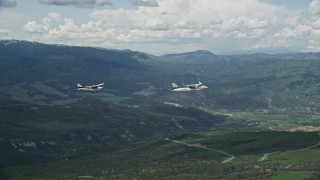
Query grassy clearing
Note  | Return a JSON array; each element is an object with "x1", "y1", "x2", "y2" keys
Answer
[
  {"x1": 269, "y1": 148, "x2": 320, "y2": 162},
  {"x1": 227, "y1": 111, "x2": 320, "y2": 130},
  {"x1": 271, "y1": 170, "x2": 319, "y2": 180},
  {"x1": 176, "y1": 131, "x2": 319, "y2": 156}
]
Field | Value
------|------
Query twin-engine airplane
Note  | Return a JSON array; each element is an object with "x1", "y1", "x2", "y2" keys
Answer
[
  {"x1": 77, "y1": 81, "x2": 206, "y2": 93},
  {"x1": 77, "y1": 83, "x2": 104, "y2": 93},
  {"x1": 172, "y1": 81, "x2": 208, "y2": 92}
]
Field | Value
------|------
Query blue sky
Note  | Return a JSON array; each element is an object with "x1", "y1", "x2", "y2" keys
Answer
[{"x1": 1, "y1": 0, "x2": 319, "y2": 55}]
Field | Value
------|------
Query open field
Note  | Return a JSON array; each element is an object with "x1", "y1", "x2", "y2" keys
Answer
[
  {"x1": 271, "y1": 171, "x2": 320, "y2": 180},
  {"x1": 0, "y1": 100, "x2": 319, "y2": 179},
  {"x1": 1, "y1": 129, "x2": 319, "y2": 179}
]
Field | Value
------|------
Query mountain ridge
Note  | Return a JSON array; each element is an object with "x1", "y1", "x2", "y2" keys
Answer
[
  {"x1": 3, "y1": 39, "x2": 320, "y2": 58},
  {"x1": 2, "y1": 40, "x2": 320, "y2": 112}
]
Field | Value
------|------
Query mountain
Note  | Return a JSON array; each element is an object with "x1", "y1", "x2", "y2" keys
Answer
[
  {"x1": 155, "y1": 51, "x2": 320, "y2": 113},
  {"x1": 0, "y1": 40, "x2": 162, "y2": 105},
  {"x1": 2, "y1": 40, "x2": 320, "y2": 112},
  {"x1": 157, "y1": 50, "x2": 219, "y2": 64}
]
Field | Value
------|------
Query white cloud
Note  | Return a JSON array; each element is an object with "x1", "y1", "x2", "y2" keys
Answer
[
  {"x1": 21, "y1": 0, "x2": 320, "y2": 54},
  {"x1": 0, "y1": 28, "x2": 10, "y2": 34},
  {"x1": 23, "y1": 21, "x2": 48, "y2": 33},
  {"x1": 284, "y1": 16, "x2": 300, "y2": 25},
  {"x1": 248, "y1": 0, "x2": 320, "y2": 52},
  {"x1": 57, "y1": 18, "x2": 78, "y2": 32},
  {"x1": 274, "y1": 25, "x2": 312, "y2": 38},
  {"x1": 307, "y1": 40, "x2": 320, "y2": 51},
  {"x1": 0, "y1": 28, "x2": 16, "y2": 38},
  {"x1": 308, "y1": 0, "x2": 320, "y2": 15},
  {"x1": 253, "y1": 37, "x2": 291, "y2": 49},
  {"x1": 23, "y1": 13, "x2": 63, "y2": 34},
  {"x1": 48, "y1": 12, "x2": 61, "y2": 22}
]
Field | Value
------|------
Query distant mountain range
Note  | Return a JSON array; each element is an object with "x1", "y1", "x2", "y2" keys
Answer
[{"x1": 1, "y1": 40, "x2": 320, "y2": 112}]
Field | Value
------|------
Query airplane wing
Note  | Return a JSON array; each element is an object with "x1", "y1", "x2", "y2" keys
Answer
[
  {"x1": 185, "y1": 82, "x2": 203, "y2": 89},
  {"x1": 186, "y1": 84, "x2": 197, "y2": 89},
  {"x1": 89, "y1": 83, "x2": 104, "y2": 89}
]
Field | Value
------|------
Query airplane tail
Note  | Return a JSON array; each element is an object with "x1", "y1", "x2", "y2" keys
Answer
[
  {"x1": 172, "y1": 83, "x2": 179, "y2": 89},
  {"x1": 77, "y1": 83, "x2": 83, "y2": 88}
]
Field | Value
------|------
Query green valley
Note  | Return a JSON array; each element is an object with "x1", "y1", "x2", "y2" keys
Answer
[{"x1": 0, "y1": 40, "x2": 320, "y2": 179}]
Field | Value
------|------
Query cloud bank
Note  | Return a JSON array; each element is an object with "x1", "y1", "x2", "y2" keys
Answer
[
  {"x1": 21, "y1": 0, "x2": 320, "y2": 54},
  {"x1": 308, "y1": 0, "x2": 320, "y2": 15}
]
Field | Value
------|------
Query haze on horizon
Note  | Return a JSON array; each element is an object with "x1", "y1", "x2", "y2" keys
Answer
[{"x1": 0, "y1": 0, "x2": 319, "y2": 55}]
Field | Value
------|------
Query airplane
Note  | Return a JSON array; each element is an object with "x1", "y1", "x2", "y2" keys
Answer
[
  {"x1": 171, "y1": 81, "x2": 208, "y2": 92},
  {"x1": 77, "y1": 83, "x2": 104, "y2": 93}
]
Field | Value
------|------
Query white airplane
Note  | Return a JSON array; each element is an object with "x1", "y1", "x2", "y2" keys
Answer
[
  {"x1": 171, "y1": 81, "x2": 208, "y2": 92},
  {"x1": 77, "y1": 83, "x2": 104, "y2": 93}
]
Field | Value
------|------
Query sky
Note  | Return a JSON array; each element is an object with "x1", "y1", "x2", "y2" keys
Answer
[{"x1": 0, "y1": 0, "x2": 319, "y2": 55}]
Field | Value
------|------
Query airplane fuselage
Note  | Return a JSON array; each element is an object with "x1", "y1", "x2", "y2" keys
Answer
[
  {"x1": 78, "y1": 87, "x2": 103, "y2": 92},
  {"x1": 172, "y1": 87, "x2": 193, "y2": 92}
]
